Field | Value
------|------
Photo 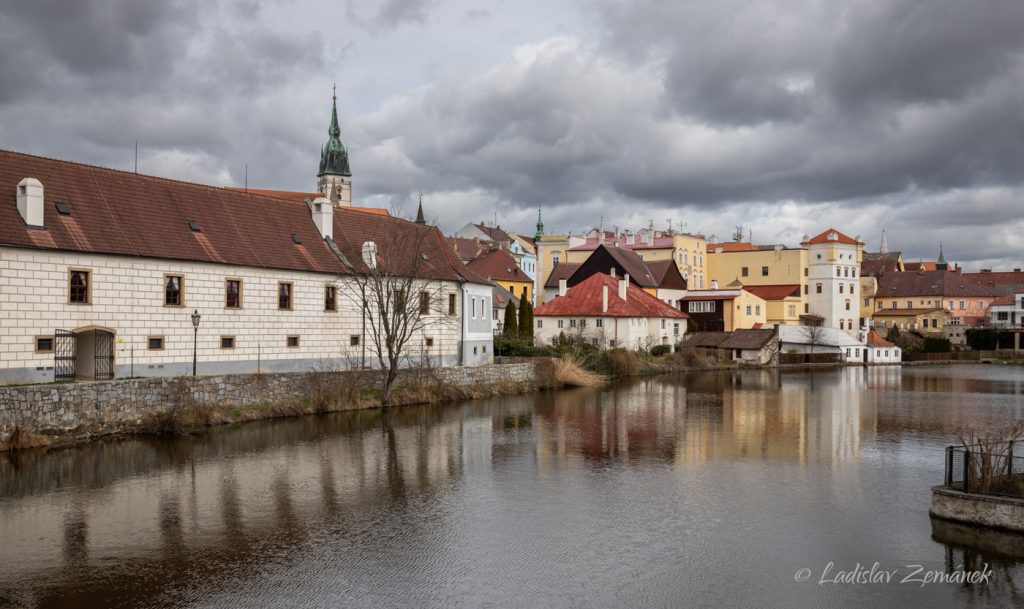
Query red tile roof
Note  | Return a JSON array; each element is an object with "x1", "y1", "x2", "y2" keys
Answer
[
  {"x1": 534, "y1": 274, "x2": 687, "y2": 319},
  {"x1": 466, "y1": 248, "x2": 531, "y2": 283},
  {"x1": 0, "y1": 149, "x2": 480, "y2": 284},
  {"x1": 904, "y1": 261, "x2": 937, "y2": 271},
  {"x1": 800, "y1": 228, "x2": 863, "y2": 246},
  {"x1": 743, "y1": 284, "x2": 801, "y2": 300},
  {"x1": 707, "y1": 242, "x2": 758, "y2": 252},
  {"x1": 961, "y1": 271, "x2": 1024, "y2": 294},
  {"x1": 875, "y1": 270, "x2": 998, "y2": 298},
  {"x1": 448, "y1": 236, "x2": 497, "y2": 262},
  {"x1": 866, "y1": 329, "x2": 895, "y2": 348},
  {"x1": 224, "y1": 188, "x2": 390, "y2": 216},
  {"x1": 990, "y1": 293, "x2": 1017, "y2": 306}
]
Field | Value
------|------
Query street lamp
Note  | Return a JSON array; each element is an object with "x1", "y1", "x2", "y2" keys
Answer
[{"x1": 191, "y1": 309, "x2": 201, "y2": 377}]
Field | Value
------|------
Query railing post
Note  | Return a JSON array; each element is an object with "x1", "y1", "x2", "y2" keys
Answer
[
  {"x1": 945, "y1": 446, "x2": 954, "y2": 486},
  {"x1": 1008, "y1": 441, "x2": 1014, "y2": 477},
  {"x1": 963, "y1": 450, "x2": 971, "y2": 493}
]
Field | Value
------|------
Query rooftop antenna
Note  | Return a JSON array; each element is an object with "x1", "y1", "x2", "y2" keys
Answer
[
  {"x1": 244, "y1": 164, "x2": 248, "y2": 193},
  {"x1": 134, "y1": 141, "x2": 138, "y2": 174}
]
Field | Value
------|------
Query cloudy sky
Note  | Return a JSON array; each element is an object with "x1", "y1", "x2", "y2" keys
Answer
[{"x1": 2, "y1": 0, "x2": 1023, "y2": 269}]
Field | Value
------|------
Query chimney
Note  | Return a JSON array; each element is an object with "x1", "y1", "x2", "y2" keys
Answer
[
  {"x1": 16, "y1": 178, "x2": 44, "y2": 227},
  {"x1": 559, "y1": 278, "x2": 567, "y2": 297},
  {"x1": 361, "y1": 241, "x2": 378, "y2": 269},
  {"x1": 711, "y1": 280, "x2": 718, "y2": 290},
  {"x1": 602, "y1": 285, "x2": 609, "y2": 313},
  {"x1": 619, "y1": 274, "x2": 629, "y2": 300},
  {"x1": 610, "y1": 267, "x2": 616, "y2": 277},
  {"x1": 310, "y1": 196, "x2": 333, "y2": 240}
]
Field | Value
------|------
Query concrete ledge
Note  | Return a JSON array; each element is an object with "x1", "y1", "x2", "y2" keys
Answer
[{"x1": 930, "y1": 485, "x2": 1024, "y2": 533}]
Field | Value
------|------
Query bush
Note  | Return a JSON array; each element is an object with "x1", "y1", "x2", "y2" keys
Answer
[
  {"x1": 923, "y1": 337, "x2": 953, "y2": 353},
  {"x1": 494, "y1": 335, "x2": 537, "y2": 357},
  {"x1": 606, "y1": 348, "x2": 640, "y2": 376},
  {"x1": 650, "y1": 344, "x2": 672, "y2": 357},
  {"x1": 966, "y1": 327, "x2": 999, "y2": 351}
]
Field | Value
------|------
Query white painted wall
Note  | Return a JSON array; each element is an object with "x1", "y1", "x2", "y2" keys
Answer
[{"x1": 534, "y1": 314, "x2": 684, "y2": 350}]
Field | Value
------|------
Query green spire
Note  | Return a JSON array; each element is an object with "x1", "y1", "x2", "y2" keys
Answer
[
  {"x1": 318, "y1": 87, "x2": 351, "y2": 177},
  {"x1": 937, "y1": 242, "x2": 947, "y2": 270},
  {"x1": 534, "y1": 208, "x2": 544, "y2": 241}
]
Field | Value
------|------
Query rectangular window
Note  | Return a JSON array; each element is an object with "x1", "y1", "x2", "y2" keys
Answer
[
  {"x1": 557, "y1": 320, "x2": 564, "y2": 328},
  {"x1": 959, "y1": 300, "x2": 965, "y2": 310},
  {"x1": 35, "y1": 336, "x2": 54, "y2": 353},
  {"x1": 164, "y1": 274, "x2": 184, "y2": 306},
  {"x1": 570, "y1": 319, "x2": 577, "y2": 328},
  {"x1": 448, "y1": 293, "x2": 457, "y2": 316},
  {"x1": 147, "y1": 336, "x2": 164, "y2": 350},
  {"x1": 746, "y1": 305, "x2": 752, "y2": 315},
  {"x1": 906, "y1": 301, "x2": 913, "y2": 309},
  {"x1": 286, "y1": 336, "x2": 300, "y2": 348},
  {"x1": 596, "y1": 319, "x2": 603, "y2": 327},
  {"x1": 425, "y1": 337, "x2": 434, "y2": 347},
  {"x1": 69, "y1": 269, "x2": 90, "y2": 304},
  {"x1": 419, "y1": 291, "x2": 430, "y2": 315},
  {"x1": 226, "y1": 279, "x2": 242, "y2": 309},
  {"x1": 788, "y1": 305, "x2": 796, "y2": 317},
  {"x1": 325, "y1": 286, "x2": 337, "y2": 311},
  {"x1": 661, "y1": 319, "x2": 666, "y2": 329},
  {"x1": 220, "y1": 336, "x2": 236, "y2": 349},
  {"x1": 393, "y1": 290, "x2": 406, "y2": 313},
  {"x1": 537, "y1": 320, "x2": 543, "y2": 328},
  {"x1": 741, "y1": 266, "x2": 749, "y2": 277},
  {"x1": 278, "y1": 282, "x2": 293, "y2": 310},
  {"x1": 816, "y1": 283, "x2": 822, "y2": 294},
  {"x1": 755, "y1": 305, "x2": 761, "y2": 316},
  {"x1": 580, "y1": 319, "x2": 587, "y2": 328},
  {"x1": 761, "y1": 266, "x2": 768, "y2": 276},
  {"x1": 839, "y1": 284, "x2": 844, "y2": 294},
  {"x1": 350, "y1": 335, "x2": 360, "y2": 346}
]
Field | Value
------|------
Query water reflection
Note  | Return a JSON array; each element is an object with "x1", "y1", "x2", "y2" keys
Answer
[{"x1": 1, "y1": 365, "x2": 1023, "y2": 609}]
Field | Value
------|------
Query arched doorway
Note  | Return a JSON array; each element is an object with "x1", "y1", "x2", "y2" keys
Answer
[{"x1": 54, "y1": 326, "x2": 116, "y2": 381}]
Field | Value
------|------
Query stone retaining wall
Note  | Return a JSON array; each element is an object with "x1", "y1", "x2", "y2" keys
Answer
[
  {"x1": 930, "y1": 485, "x2": 1024, "y2": 533},
  {"x1": 0, "y1": 362, "x2": 543, "y2": 437}
]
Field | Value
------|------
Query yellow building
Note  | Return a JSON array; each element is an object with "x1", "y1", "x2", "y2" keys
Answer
[
  {"x1": 680, "y1": 288, "x2": 767, "y2": 331},
  {"x1": 707, "y1": 244, "x2": 808, "y2": 323},
  {"x1": 859, "y1": 276, "x2": 877, "y2": 320},
  {"x1": 871, "y1": 308, "x2": 946, "y2": 335},
  {"x1": 467, "y1": 248, "x2": 533, "y2": 303},
  {"x1": 534, "y1": 233, "x2": 577, "y2": 305}
]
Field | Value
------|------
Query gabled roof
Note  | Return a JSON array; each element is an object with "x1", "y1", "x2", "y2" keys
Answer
[
  {"x1": 904, "y1": 261, "x2": 937, "y2": 271},
  {"x1": 872, "y1": 307, "x2": 945, "y2": 317},
  {"x1": 801, "y1": 228, "x2": 863, "y2": 246},
  {"x1": 683, "y1": 332, "x2": 730, "y2": 347},
  {"x1": 866, "y1": 329, "x2": 896, "y2": 348},
  {"x1": 720, "y1": 329, "x2": 776, "y2": 350},
  {"x1": 466, "y1": 248, "x2": 531, "y2": 283},
  {"x1": 681, "y1": 290, "x2": 742, "y2": 301},
  {"x1": 707, "y1": 242, "x2": 757, "y2": 253},
  {"x1": 448, "y1": 236, "x2": 497, "y2": 262},
  {"x1": 534, "y1": 273, "x2": 687, "y2": 319},
  {"x1": 644, "y1": 259, "x2": 688, "y2": 290},
  {"x1": 990, "y1": 293, "x2": 1019, "y2": 306},
  {"x1": 876, "y1": 270, "x2": 998, "y2": 298},
  {"x1": 566, "y1": 244, "x2": 686, "y2": 290},
  {"x1": 224, "y1": 188, "x2": 389, "y2": 216},
  {"x1": 0, "y1": 149, "x2": 479, "y2": 284},
  {"x1": 492, "y1": 283, "x2": 520, "y2": 309},
  {"x1": 473, "y1": 223, "x2": 511, "y2": 243},
  {"x1": 961, "y1": 271, "x2": 1024, "y2": 294},
  {"x1": 743, "y1": 284, "x2": 801, "y2": 301},
  {"x1": 544, "y1": 262, "x2": 582, "y2": 288}
]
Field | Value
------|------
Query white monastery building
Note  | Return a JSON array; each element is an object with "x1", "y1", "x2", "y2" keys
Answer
[{"x1": 0, "y1": 97, "x2": 493, "y2": 385}]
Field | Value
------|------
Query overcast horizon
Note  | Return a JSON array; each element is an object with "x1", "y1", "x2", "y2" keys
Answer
[{"x1": 2, "y1": 0, "x2": 1022, "y2": 270}]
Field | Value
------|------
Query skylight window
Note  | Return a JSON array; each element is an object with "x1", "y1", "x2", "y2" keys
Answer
[
  {"x1": 187, "y1": 220, "x2": 201, "y2": 232},
  {"x1": 292, "y1": 234, "x2": 303, "y2": 244},
  {"x1": 54, "y1": 202, "x2": 71, "y2": 215}
]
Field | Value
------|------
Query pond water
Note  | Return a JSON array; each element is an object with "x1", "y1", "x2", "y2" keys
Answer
[{"x1": 2, "y1": 364, "x2": 1024, "y2": 608}]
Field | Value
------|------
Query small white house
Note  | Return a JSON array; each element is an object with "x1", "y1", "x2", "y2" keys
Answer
[
  {"x1": 533, "y1": 273, "x2": 688, "y2": 350},
  {"x1": 865, "y1": 329, "x2": 902, "y2": 364},
  {"x1": 778, "y1": 325, "x2": 869, "y2": 363},
  {"x1": 720, "y1": 329, "x2": 779, "y2": 365}
]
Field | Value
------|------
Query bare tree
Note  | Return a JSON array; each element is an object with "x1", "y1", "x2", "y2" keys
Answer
[
  {"x1": 801, "y1": 324, "x2": 825, "y2": 357},
  {"x1": 340, "y1": 222, "x2": 458, "y2": 408}
]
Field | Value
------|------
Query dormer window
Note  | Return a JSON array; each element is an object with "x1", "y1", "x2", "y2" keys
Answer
[{"x1": 187, "y1": 220, "x2": 201, "y2": 232}]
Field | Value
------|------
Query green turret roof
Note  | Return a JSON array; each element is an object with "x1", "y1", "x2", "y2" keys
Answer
[
  {"x1": 318, "y1": 93, "x2": 351, "y2": 177},
  {"x1": 535, "y1": 208, "x2": 544, "y2": 241},
  {"x1": 936, "y1": 242, "x2": 947, "y2": 270}
]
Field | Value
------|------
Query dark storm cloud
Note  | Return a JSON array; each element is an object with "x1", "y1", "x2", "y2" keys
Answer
[{"x1": 345, "y1": 0, "x2": 437, "y2": 30}]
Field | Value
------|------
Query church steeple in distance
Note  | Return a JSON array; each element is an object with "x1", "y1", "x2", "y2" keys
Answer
[
  {"x1": 317, "y1": 85, "x2": 353, "y2": 206},
  {"x1": 415, "y1": 193, "x2": 426, "y2": 225},
  {"x1": 535, "y1": 208, "x2": 544, "y2": 241}
]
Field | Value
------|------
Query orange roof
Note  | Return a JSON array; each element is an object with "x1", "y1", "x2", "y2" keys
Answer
[
  {"x1": 224, "y1": 187, "x2": 389, "y2": 216},
  {"x1": 707, "y1": 242, "x2": 758, "y2": 252},
  {"x1": 743, "y1": 284, "x2": 801, "y2": 300},
  {"x1": 535, "y1": 274, "x2": 687, "y2": 319},
  {"x1": 866, "y1": 329, "x2": 895, "y2": 348},
  {"x1": 904, "y1": 261, "x2": 937, "y2": 271},
  {"x1": 466, "y1": 248, "x2": 531, "y2": 283},
  {"x1": 800, "y1": 228, "x2": 863, "y2": 246}
]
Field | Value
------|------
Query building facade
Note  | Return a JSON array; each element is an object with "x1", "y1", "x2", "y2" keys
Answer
[{"x1": 802, "y1": 229, "x2": 864, "y2": 336}]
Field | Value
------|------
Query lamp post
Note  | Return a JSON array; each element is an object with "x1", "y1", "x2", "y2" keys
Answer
[{"x1": 191, "y1": 309, "x2": 201, "y2": 377}]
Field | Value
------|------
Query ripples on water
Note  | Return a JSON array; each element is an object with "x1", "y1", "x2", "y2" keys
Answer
[{"x1": 2, "y1": 365, "x2": 1024, "y2": 608}]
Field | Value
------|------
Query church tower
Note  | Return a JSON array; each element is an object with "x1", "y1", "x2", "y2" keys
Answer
[{"x1": 317, "y1": 88, "x2": 352, "y2": 207}]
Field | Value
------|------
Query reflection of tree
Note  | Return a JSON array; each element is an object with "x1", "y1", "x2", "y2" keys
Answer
[{"x1": 382, "y1": 412, "x2": 406, "y2": 503}]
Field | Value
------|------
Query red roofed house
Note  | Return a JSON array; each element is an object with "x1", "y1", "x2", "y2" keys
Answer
[
  {"x1": 0, "y1": 97, "x2": 495, "y2": 385},
  {"x1": 466, "y1": 248, "x2": 534, "y2": 303},
  {"x1": 534, "y1": 274, "x2": 688, "y2": 350},
  {"x1": 865, "y1": 329, "x2": 901, "y2": 364}
]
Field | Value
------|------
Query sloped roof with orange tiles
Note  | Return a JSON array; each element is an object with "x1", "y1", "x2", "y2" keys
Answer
[
  {"x1": 707, "y1": 242, "x2": 758, "y2": 252},
  {"x1": 743, "y1": 284, "x2": 801, "y2": 300},
  {"x1": 448, "y1": 236, "x2": 497, "y2": 262},
  {"x1": 904, "y1": 261, "x2": 937, "y2": 271},
  {"x1": 0, "y1": 149, "x2": 478, "y2": 283},
  {"x1": 990, "y1": 293, "x2": 1017, "y2": 306},
  {"x1": 961, "y1": 271, "x2": 1024, "y2": 294},
  {"x1": 876, "y1": 270, "x2": 998, "y2": 298},
  {"x1": 800, "y1": 228, "x2": 864, "y2": 246},
  {"x1": 225, "y1": 188, "x2": 389, "y2": 216},
  {"x1": 466, "y1": 247, "x2": 531, "y2": 283},
  {"x1": 535, "y1": 273, "x2": 687, "y2": 319},
  {"x1": 866, "y1": 329, "x2": 896, "y2": 348}
]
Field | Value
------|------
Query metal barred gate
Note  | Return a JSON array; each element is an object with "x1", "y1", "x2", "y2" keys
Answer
[
  {"x1": 94, "y1": 330, "x2": 115, "y2": 380},
  {"x1": 54, "y1": 329, "x2": 76, "y2": 381}
]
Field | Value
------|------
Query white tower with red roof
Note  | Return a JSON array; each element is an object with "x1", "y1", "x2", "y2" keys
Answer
[{"x1": 802, "y1": 228, "x2": 865, "y2": 337}]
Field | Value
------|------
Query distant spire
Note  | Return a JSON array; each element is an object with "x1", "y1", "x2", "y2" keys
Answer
[
  {"x1": 937, "y1": 241, "x2": 948, "y2": 270},
  {"x1": 318, "y1": 88, "x2": 351, "y2": 177},
  {"x1": 415, "y1": 192, "x2": 426, "y2": 224},
  {"x1": 879, "y1": 228, "x2": 888, "y2": 254},
  {"x1": 535, "y1": 208, "x2": 544, "y2": 241}
]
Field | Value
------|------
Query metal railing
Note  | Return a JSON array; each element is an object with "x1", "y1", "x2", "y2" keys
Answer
[{"x1": 945, "y1": 441, "x2": 1024, "y2": 497}]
